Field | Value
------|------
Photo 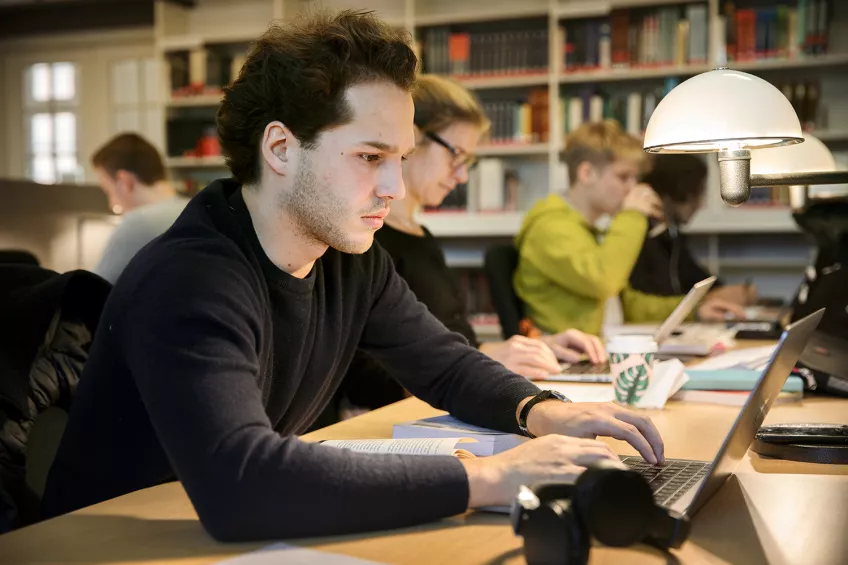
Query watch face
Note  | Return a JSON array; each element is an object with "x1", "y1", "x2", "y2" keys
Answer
[{"x1": 547, "y1": 390, "x2": 567, "y2": 401}]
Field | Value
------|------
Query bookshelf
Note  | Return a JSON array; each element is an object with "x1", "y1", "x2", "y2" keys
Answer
[{"x1": 154, "y1": 0, "x2": 848, "y2": 318}]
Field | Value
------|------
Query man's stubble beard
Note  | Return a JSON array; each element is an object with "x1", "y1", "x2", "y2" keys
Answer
[{"x1": 279, "y1": 151, "x2": 378, "y2": 255}]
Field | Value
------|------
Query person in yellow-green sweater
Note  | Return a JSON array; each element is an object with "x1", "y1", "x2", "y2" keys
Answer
[{"x1": 514, "y1": 120, "x2": 745, "y2": 336}]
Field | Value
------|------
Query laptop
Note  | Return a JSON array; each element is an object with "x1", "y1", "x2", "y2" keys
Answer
[
  {"x1": 549, "y1": 276, "x2": 718, "y2": 383},
  {"x1": 620, "y1": 309, "x2": 823, "y2": 517}
]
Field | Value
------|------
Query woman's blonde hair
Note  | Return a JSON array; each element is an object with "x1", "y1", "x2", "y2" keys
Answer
[
  {"x1": 412, "y1": 74, "x2": 490, "y2": 135},
  {"x1": 563, "y1": 120, "x2": 645, "y2": 183}
]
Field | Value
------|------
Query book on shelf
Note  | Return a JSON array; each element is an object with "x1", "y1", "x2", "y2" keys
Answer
[
  {"x1": 561, "y1": 79, "x2": 679, "y2": 136},
  {"x1": 481, "y1": 88, "x2": 549, "y2": 144},
  {"x1": 320, "y1": 437, "x2": 477, "y2": 459},
  {"x1": 721, "y1": 0, "x2": 830, "y2": 63},
  {"x1": 392, "y1": 415, "x2": 527, "y2": 457},
  {"x1": 422, "y1": 26, "x2": 548, "y2": 77},
  {"x1": 560, "y1": 3, "x2": 708, "y2": 72}
]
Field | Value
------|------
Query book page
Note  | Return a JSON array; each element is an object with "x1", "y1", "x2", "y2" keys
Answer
[{"x1": 321, "y1": 438, "x2": 476, "y2": 458}]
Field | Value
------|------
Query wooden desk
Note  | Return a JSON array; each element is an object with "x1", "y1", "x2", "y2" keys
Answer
[{"x1": 1, "y1": 395, "x2": 846, "y2": 565}]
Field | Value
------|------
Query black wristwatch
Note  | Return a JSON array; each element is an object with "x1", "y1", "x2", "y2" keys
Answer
[{"x1": 518, "y1": 389, "x2": 571, "y2": 438}]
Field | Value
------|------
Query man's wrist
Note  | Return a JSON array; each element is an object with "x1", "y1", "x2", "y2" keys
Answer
[
  {"x1": 460, "y1": 458, "x2": 502, "y2": 508},
  {"x1": 516, "y1": 391, "x2": 570, "y2": 438}
]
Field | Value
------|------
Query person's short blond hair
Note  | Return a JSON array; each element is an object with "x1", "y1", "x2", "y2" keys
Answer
[
  {"x1": 412, "y1": 74, "x2": 490, "y2": 134},
  {"x1": 563, "y1": 120, "x2": 644, "y2": 184}
]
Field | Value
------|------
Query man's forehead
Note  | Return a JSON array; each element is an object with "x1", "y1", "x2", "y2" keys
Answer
[{"x1": 347, "y1": 83, "x2": 413, "y2": 126}]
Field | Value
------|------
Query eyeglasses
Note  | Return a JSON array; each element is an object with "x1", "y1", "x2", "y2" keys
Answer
[{"x1": 424, "y1": 131, "x2": 478, "y2": 171}]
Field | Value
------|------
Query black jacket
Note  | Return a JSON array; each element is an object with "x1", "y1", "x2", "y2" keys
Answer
[
  {"x1": 0, "y1": 266, "x2": 110, "y2": 532},
  {"x1": 629, "y1": 225, "x2": 722, "y2": 296}
]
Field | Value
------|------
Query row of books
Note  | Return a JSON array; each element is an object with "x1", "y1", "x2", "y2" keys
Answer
[
  {"x1": 722, "y1": 0, "x2": 830, "y2": 62},
  {"x1": 560, "y1": 3, "x2": 709, "y2": 71},
  {"x1": 561, "y1": 78, "x2": 680, "y2": 136},
  {"x1": 482, "y1": 88, "x2": 549, "y2": 144},
  {"x1": 426, "y1": 158, "x2": 521, "y2": 214},
  {"x1": 421, "y1": 27, "x2": 549, "y2": 77}
]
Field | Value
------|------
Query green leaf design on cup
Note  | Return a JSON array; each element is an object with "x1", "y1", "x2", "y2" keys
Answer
[{"x1": 613, "y1": 352, "x2": 654, "y2": 405}]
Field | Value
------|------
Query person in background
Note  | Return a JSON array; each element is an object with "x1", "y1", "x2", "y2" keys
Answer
[
  {"x1": 338, "y1": 75, "x2": 605, "y2": 416},
  {"x1": 514, "y1": 120, "x2": 744, "y2": 337},
  {"x1": 42, "y1": 12, "x2": 663, "y2": 541},
  {"x1": 90, "y1": 133, "x2": 188, "y2": 284},
  {"x1": 630, "y1": 153, "x2": 757, "y2": 307}
]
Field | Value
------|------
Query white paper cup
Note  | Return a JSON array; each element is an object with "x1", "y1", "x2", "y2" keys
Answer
[{"x1": 607, "y1": 335, "x2": 658, "y2": 406}]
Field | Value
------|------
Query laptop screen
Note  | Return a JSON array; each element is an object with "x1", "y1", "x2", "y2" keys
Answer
[
  {"x1": 653, "y1": 276, "x2": 717, "y2": 344},
  {"x1": 682, "y1": 309, "x2": 824, "y2": 517}
]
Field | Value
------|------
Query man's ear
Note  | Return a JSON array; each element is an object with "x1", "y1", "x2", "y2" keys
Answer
[
  {"x1": 575, "y1": 161, "x2": 597, "y2": 185},
  {"x1": 261, "y1": 121, "x2": 292, "y2": 176},
  {"x1": 114, "y1": 169, "x2": 136, "y2": 196}
]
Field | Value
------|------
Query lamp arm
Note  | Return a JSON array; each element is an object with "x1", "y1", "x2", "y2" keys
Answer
[{"x1": 750, "y1": 171, "x2": 848, "y2": 187}]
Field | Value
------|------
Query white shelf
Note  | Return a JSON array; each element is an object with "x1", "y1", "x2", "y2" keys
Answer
[
  {"x1": 167, "y1": 94, "x2": 222, "y2": 108},
  {"x1": 556, "y1": 0, "x2": 705, "y2": 19},
  {"x1": 478, "y1": 143, "x2": 551, "y2": 156},
  {"x1": 419, "y1": 211, "x2": 524, "y2": 237},
  {"x1": 730, "y1": 53, "x2": 848, "y2": 72},
  {"x1": 560, "y1": 64, "x2": 711, "y2": 84},
  {"x1": 455, "y1": 73, "x2": 550, "y2": 90},
  {"x1": 415, "y1": 7, "x2": 548, "y2": 27},
  {"x1": 423, "y1": 208, "x2": 800, "y2": 237},
  {"x1": 159, "y1": 32, "x2": 257, "y2": 52},
  {"x1": 167, "y1": 156, "x2": 226, "y2": 168},
  {"x1": 685, "y1": 208, "x2": 799, "y2": 234}
]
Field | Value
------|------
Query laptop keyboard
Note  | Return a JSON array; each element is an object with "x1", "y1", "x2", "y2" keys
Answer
[
  {"x1": 621, "y1": 457, "x2": 709, "y2": 507},
  {"x1": 560, "y1": 360, "x2": 611, "y2": 374}
]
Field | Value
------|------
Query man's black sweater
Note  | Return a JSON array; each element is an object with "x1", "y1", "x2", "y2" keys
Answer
[{"x1": 41, "y1": 179, "x2": 540, "y2": 541}]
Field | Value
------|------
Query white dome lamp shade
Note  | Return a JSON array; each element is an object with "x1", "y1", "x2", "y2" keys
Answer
[
  {"x1": 644, "y1": 68, "x2": 809, "y2": 206},
  {"x1": 750, "y1": 133, "x2": 847, "y2": 209}
]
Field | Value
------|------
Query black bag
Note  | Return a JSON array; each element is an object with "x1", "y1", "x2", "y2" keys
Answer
[{"x1": 789, "y1": 204, "x2": 848, "y2": 397}]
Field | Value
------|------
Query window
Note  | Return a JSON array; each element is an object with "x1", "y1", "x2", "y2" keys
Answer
[
  {"x1": 24, "y1": 62, "x2": 82, "y2": 184},
  {"x1": 110, "y1": 58, "x2": 163, "y2": 151}
]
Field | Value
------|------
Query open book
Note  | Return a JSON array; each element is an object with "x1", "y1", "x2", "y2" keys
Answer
[
  {"x1": 392, "y1": 415, "x2": 527, "y2": 457},
  {"x1": 321, "y1": 437, "x2": 477, "y2": 459}
]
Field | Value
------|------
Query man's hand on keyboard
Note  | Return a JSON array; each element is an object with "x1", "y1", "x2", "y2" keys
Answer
[
  {"x1": 540, "y1": 329, "x2": 607, "y2": 364},
  {"x1": 523, "y1": 400, "x2": 665, "y2": 465}
]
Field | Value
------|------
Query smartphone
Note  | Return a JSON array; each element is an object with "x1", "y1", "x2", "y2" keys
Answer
[{"x1": 755, "y1": 423, "x2": 848, "y2": 445}]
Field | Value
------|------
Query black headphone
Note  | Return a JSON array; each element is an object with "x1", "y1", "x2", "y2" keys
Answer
[{"x1": 511, "y1": 460, "x2": 690, "y2": 565}]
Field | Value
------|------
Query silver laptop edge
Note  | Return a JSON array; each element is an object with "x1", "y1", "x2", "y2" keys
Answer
[
  {"x1": 668, "y1": 309, "x2": 824, "y2": 517},
  {"x1": 652, "y1": 276, "x2": 718, "y2": 344}
]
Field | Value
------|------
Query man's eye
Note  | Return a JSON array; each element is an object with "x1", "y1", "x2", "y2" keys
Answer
[{"x1": 361, "y1": 154, "x2": 382, "y2": 163}]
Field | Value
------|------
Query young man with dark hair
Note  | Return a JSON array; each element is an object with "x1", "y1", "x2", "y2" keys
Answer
[
  {"x1": 630, "y1": 154, "x2": 756, "y2": 306},
  {"x1": 43, "y1": 11, "x2": 663, "y2": 541},
  {"x1": 90, "y1": 133, "x2": 187, "y2": 283}
]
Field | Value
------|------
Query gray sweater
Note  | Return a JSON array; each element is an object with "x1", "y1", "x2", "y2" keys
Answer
[{"x1": 93, "y1": 196, "x2": 188, "y2": 284}]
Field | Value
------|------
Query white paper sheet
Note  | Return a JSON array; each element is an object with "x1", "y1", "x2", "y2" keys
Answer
[
  {"x1": 538, "y1": 383, "x2": 615, "y2": 403},
  {"x1": 687, "y1": 344, "x2": 777, "y2": 371},
  {"x1": 214, "y1": 543, "x2": 388, "y2": 564}
]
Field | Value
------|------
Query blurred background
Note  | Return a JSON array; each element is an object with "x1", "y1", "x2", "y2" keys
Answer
[{"x1": 1, "y1": 0, "x2": 846, "y2": 338}]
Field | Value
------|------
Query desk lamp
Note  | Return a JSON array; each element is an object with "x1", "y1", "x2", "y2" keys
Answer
[
  {"x1": 750, "y1": 132, "x2": 846, "y2": 211},
  {"x1": 642, "y1": 68, "x2": 848, "y2": 206}
]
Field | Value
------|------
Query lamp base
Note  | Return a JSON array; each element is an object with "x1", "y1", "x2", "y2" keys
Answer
[{"x1": 717, "y1": 149, "x2": 752, "y2": 206}]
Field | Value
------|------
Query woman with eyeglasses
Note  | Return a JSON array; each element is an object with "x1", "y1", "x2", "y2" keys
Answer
[{"x1": 336, "y1": 75, "x2": 605, "y2": 417}]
